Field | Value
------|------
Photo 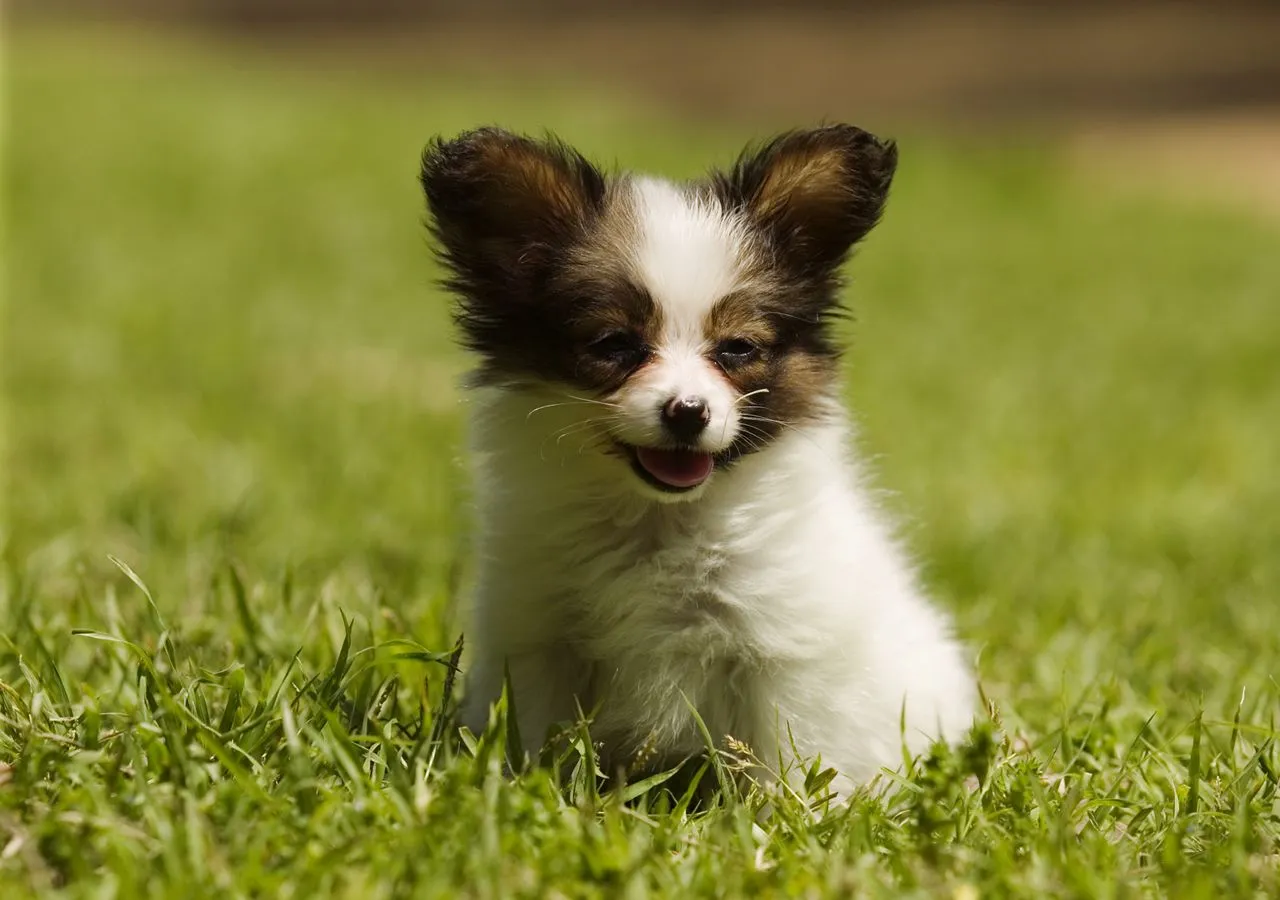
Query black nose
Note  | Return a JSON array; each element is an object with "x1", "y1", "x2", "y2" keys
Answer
[{"x1": 662, "y1": 396, "x2": 710, "y2": 443}]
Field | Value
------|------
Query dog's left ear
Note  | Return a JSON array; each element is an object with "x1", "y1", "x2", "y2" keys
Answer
[{"x1": 713, "y1": 124, "x2": 897, "y2": 275}]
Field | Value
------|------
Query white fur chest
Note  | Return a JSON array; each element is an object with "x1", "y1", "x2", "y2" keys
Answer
[
  {"x1": 559, "y1": 506, "x2": 775, "y2": 757},
  {"x1": 485, "y1": 480, "x2": 761, "y2": 665}
]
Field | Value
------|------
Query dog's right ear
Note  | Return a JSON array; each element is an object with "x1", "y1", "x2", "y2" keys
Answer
[{"x1": 420, "y1": 128, "x2": 606, "y2": 296}]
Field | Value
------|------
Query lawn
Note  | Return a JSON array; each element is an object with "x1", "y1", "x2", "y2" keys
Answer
[{"x1": 4, "y1": 25, "x2": 1279, "y2": 899}]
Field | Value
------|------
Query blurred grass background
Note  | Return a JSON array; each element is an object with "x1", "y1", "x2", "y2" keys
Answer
[{"x1": 4, "y1": 5, "x2": 1280, "y2": 895}]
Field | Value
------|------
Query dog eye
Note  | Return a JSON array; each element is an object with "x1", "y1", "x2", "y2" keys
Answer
[
  {"x1": 587, "y1": 331, "x2": 647, "y2": 369},
  {"x1": 715, "y1": 338, "x2": 760, "y2": 369}
]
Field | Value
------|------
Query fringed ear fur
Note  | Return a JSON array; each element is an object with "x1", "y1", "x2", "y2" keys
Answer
[
  {"x1": 713, "y1": 124, "x2": 898, "y2": 276},
  {"x1": 420, "y1": 127, "x2": 606, "y2": 294}
]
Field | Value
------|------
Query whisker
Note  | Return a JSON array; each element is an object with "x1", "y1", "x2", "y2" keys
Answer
[
  {"x1": 539, "y1": 416, "x2": 602, "y2": 459},
  {"x1": 739, "y1": 413, "x2": 834, "y2": 461},
  {"x1": 732, "y1": 428, "x2": 766, "y2": 456},
  {"x1": 734, "y1": 388, "x2": 771, "y2": 406},
  {"x1": 526, "y1": 399, "x2": 602, "y2": 421},
  {"x1": 538, "y1": 414, "x2": 625, "y2": 459},
  {"x1": 548, "y1": 416, "x2": 621, "y2": 442},
  {"x1": 726, "y1": 388, "x2": 772, "y2": 443},
  {"x1": 526, "y1": 390, "x2": 621, "y2": 422},
  {"x1": 555, "y1": 421, "x2": 606, "y2": 447},
  {"x1": 736, "y1": 422, "x2": 771, "y2": 445},
  {"x1": 562, "y1": 392, "x2": 622, "y2": 409}
]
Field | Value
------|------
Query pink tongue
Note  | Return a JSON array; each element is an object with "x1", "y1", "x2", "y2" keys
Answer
[{"x1": 636, "y1": 447, "x2": 715, "y2": 488}]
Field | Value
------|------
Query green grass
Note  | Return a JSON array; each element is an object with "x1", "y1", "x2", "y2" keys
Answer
[{"x1": 4, "y1": 26, "x2": 1280, "y2": 898}]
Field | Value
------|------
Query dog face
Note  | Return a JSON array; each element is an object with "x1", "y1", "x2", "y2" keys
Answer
[{"x1": 421, "y1": 126, "x2": 897, "y2": 500}]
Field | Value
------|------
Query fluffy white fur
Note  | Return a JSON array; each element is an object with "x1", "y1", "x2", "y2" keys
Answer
[{"x1": 457, "y1": 175, "x2": 975, "y2": 796}]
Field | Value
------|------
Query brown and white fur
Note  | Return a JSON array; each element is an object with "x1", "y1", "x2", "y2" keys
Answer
[{"x1": 420, "y1": 125, "x2": 975, "y2": 795}]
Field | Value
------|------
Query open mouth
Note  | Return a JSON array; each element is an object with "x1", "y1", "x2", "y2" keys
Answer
[{"x1": 622, "y1": 444, "x2": 716, "y2": 493}]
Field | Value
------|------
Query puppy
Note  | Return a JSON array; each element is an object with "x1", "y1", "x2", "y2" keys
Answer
[{"x1": 420, "y1": 125, "x2": 975, "y2": 795}]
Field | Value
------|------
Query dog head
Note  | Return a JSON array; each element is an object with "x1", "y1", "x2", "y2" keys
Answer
[{"x1": 421, "y1": 125, "x2": 896, "y2": 501}]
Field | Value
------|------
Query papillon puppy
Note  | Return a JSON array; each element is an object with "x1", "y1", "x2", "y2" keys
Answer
[{"x1": 420, "y1": 125, "x2": 975, "y2": 795}]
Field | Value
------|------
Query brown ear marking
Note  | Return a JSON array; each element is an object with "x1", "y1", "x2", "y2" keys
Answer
[
  {"x1": 420, "y1": 127, "x2": 606, "y2": 270},
  {"x1": 711, "y1": 124, "x2": 898, "y2": 275}
]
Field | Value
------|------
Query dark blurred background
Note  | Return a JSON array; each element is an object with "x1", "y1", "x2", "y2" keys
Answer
[{"x1": 15, "y1": 1, "x2": 1280, "y2": 127}]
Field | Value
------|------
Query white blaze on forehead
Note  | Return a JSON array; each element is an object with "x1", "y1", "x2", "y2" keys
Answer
[
  {"x1": 628, "y1": 177, "x2": 746, "y2": 342},
  {"x1": 606, "y1": 177, "x2": 748, "y2": 458}
]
